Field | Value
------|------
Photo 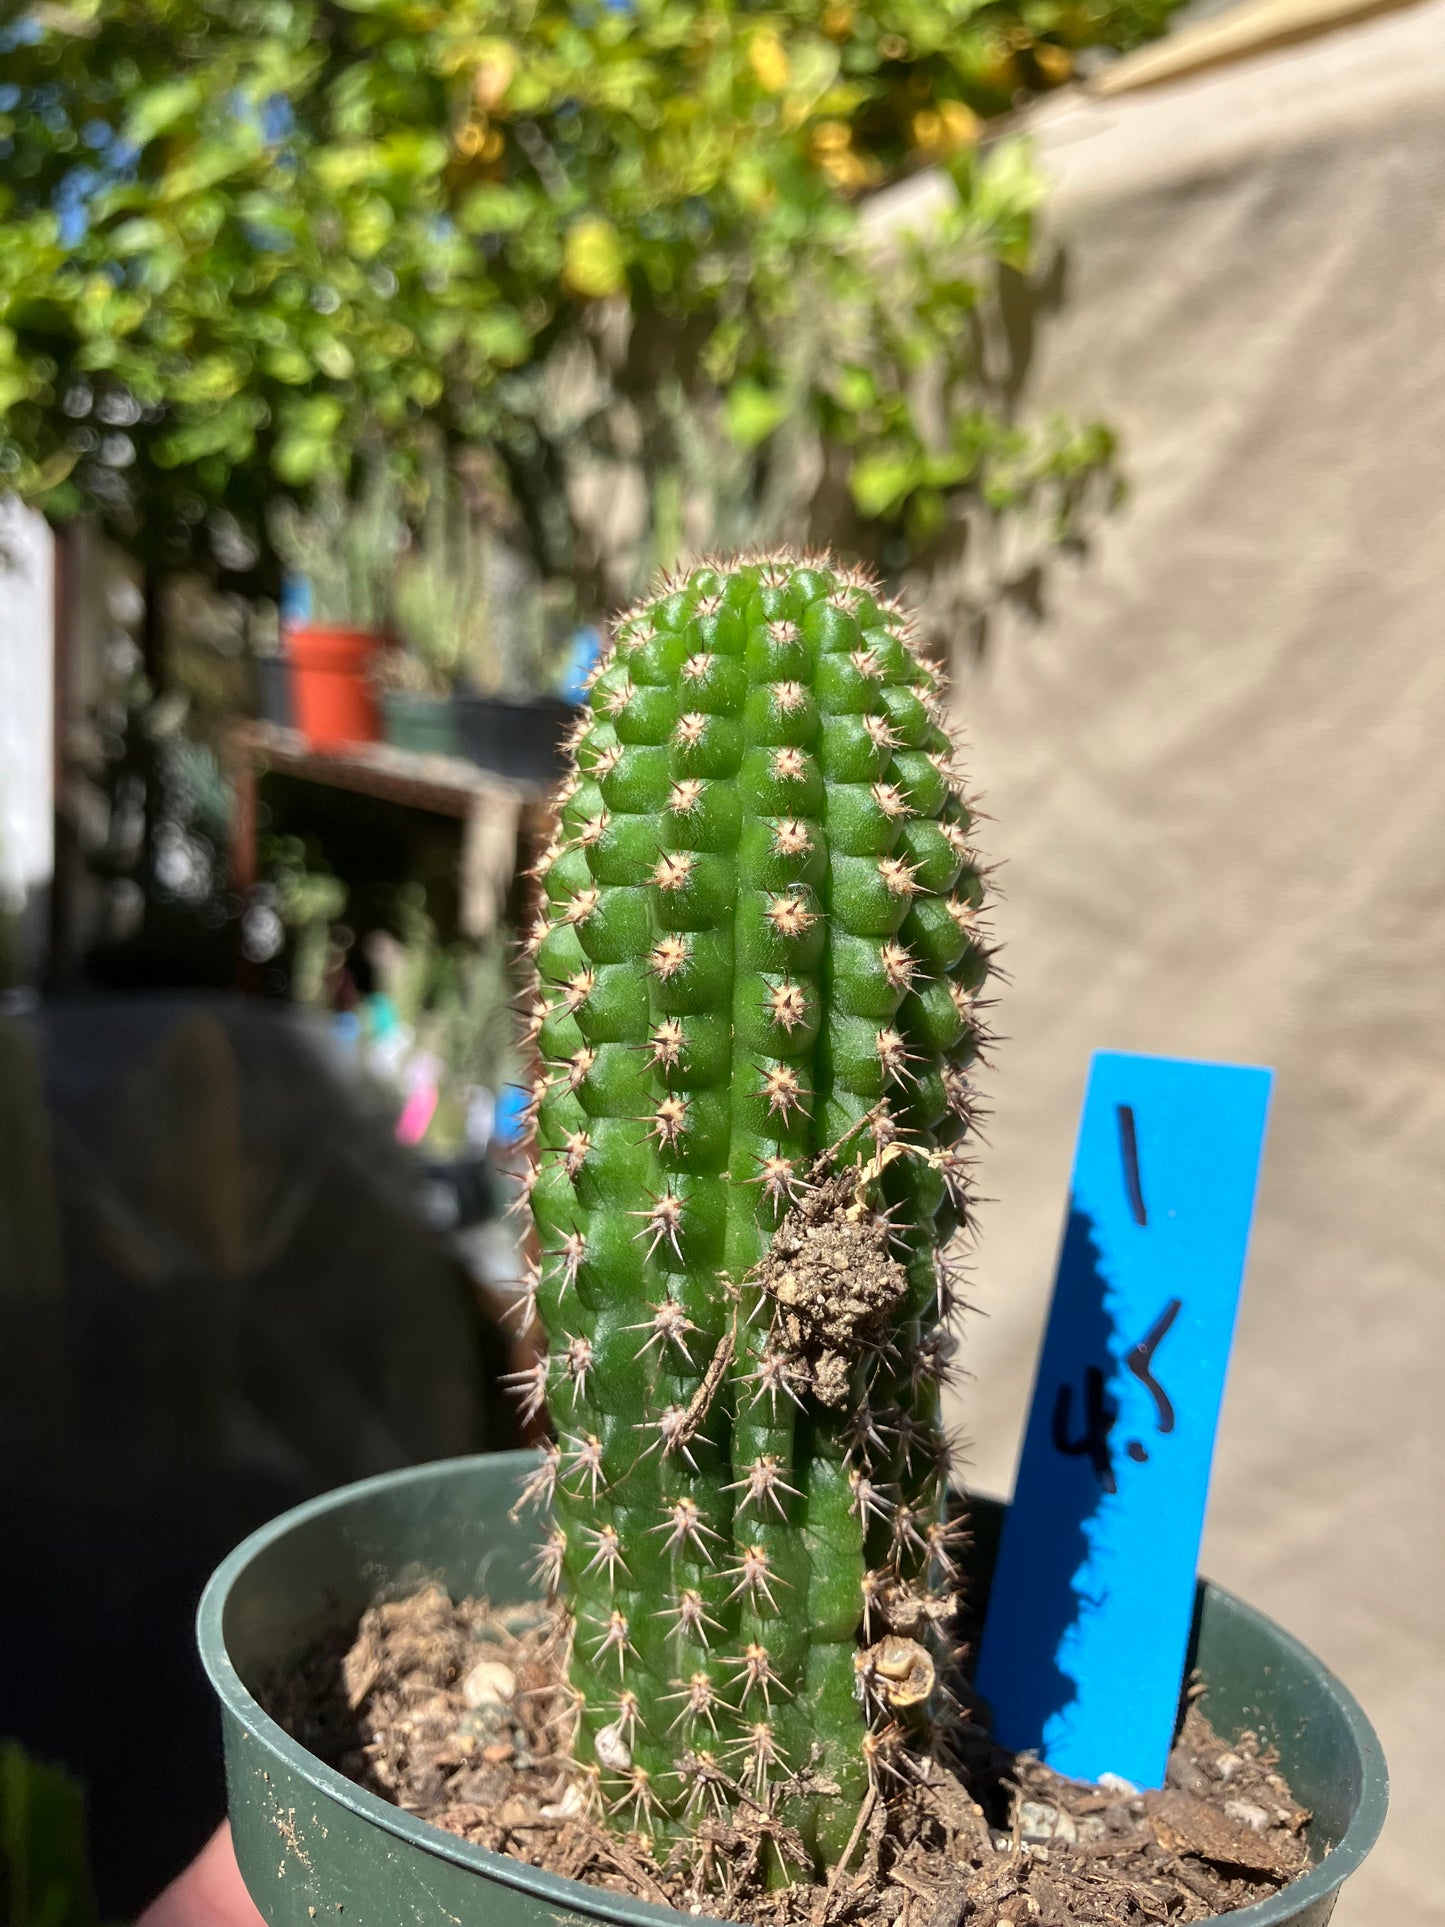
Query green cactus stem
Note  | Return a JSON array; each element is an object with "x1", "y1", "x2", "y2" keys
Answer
[{"x1": 514, "y1": 553, "x2": 991, "y2": 1869}]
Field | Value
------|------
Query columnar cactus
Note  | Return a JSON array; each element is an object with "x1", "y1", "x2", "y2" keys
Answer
[{"x1": 514, "y1": 553, "x2": 990, "y2": 1868}]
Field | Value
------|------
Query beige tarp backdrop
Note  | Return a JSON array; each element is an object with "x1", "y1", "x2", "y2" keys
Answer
[{"x1": 912, "y1": 5, "x2": 1445, "y2": 1920}]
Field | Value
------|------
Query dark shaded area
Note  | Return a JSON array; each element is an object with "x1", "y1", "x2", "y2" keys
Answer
[
  {"x1": 973, "y1": 1206, "x2": 1117, "y2": 1750},
  {"x1": 0, "y1": 995, "x2": 519, "y2": 1916}
]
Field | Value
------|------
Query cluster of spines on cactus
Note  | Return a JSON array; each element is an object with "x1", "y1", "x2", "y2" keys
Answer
[{"x1": 510, "y1": 552, "x2": 992, "y2": 1865}]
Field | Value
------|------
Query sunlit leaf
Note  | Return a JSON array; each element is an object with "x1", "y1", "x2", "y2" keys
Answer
[
  {"x1": 724, "y1": 379, "x2": 790, "y2": 449},
  {"x1": 849, "y1": 450, "x2": 918, "y2": 517},
  {"x1": 122, "y1": 78, "x2": 199, "y2": 147},
  {"x1": 563, "y1": 216, "x2": 626, "y2": 299}
]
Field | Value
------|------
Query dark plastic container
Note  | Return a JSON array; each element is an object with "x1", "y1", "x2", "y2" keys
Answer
[
  {"x1": 416, "y1": 1152, "x2": 500, "y2": 1232},
  {"x1": 198, "y1": 1454, "x2": 1387, "y2": 1927},
  {"x1": 381, "y1": 692, "x2": 461, "y2": 759},
  {"x1": 453, "y1": 693, "x2": 575, "y2": 787},
  {"x1": 254, "y1": 655, "x2": 295, "y2": 729}
]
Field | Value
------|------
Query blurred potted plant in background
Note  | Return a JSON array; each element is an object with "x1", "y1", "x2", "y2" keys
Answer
[
  {"x1": 449, "y1": 562, "x2": 578, "y2": 787},
  {"x1": 379, "y1": 444, "x2": 576, "y2": 779},
  {"x1": 244, "y1": 834, "x2": 350, "y2": 1009},
  {"x1": 361, "y1": 886, "x2": 520, "y2": 1230},
  {"x1": 377, "y1": 447, "x2": 482, "y2": 759},
  {"x1": 249, "y1": 614, "x2": 293, "y2": 730},
  {"x1": 268, "y1": 463, "x2": 402, "y2": 751}
]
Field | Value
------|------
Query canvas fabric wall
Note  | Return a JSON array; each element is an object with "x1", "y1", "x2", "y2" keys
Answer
[{"x1": 907, "y1": 7, "x2": 1445, "y2": 1919}]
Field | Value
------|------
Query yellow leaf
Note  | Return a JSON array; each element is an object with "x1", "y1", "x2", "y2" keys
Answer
[
  {"x1": 911, "y1": 100, "x2": 979, "y2": 156},
  {"x1": 472, "y1": 40, "x2": 518, "y2": 113},
  {"x1": 1033, "y1": 43, "x2": 1074, "y2": 83},
  {"x1": 749, "y1": 28, "x2": 790, "y2": 93},
  {"x1": 563, "y1": 217, "x2": 626, "y2": 299},
  {"x1": 35, "y1": 448, "x2": 79, "y2": 492},
  {"x1": 940, "y1": 100, "x2": 979, "y2": 144}
]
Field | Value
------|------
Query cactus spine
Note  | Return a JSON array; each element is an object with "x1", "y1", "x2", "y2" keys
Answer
[{"x1": 518, "y1": 554, "x2": 989, "y2": 1866}]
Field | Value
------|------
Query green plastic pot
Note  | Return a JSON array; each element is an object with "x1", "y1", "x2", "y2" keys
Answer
[
  {"x1": 197, "y1": 1454, "x2": 1387, "y2": 1927},
  {"x1": 381, "y1": 690, "x2": 461, "y2": 758}
]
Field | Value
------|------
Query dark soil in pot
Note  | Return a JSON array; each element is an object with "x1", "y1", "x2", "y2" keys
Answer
[{"x1": 268, "y1": 1583, "x2": 1312, "y2": 1927}]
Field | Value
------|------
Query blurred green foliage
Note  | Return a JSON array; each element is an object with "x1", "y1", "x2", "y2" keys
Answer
[
  {"x1": 269, "y1": 456, "x2": 404, "y2": 627},
  {"x1": 0, "y1": 0, "x2": 1177, "y2": 597},
  {"x1": 378, "y1": 885, "x2": 519, "y2": 1155},
  {"x1": 260, "y1": 831, "x2": 349, "y2": 1007},
  {"x1": 0, "y1": 1740, "x2": 99, "y2": 1927}
]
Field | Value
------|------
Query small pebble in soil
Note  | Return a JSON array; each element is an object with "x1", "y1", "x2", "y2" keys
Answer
[
  {"x1": 461, "y1": 1657, "x2": 516, "y2": 1708},
  {"x1": 1017, "y1": 1801, "x2": 1078, "y2": 1846},
  {"x1": 1096, "y1": 1772, "x2": 1140, "y2": 1796},
  {"x1": 1225, "y1": 1800, "x2": 1271, "y2": 1833}
]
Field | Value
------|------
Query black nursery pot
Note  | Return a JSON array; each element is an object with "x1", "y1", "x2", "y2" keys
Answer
[
  {"x1": 452, "y1": 692, "x2": 576, "y2": 786},
  {"x1": 415, "y1": 1151, "x2": 500, "y2": 1232},
  {"x1": 254, "y1": 654, "x2": 295, "y2": 729},
  {"x1": 198, "y1": 1454, "x2": 1387, "y2": 1927}
]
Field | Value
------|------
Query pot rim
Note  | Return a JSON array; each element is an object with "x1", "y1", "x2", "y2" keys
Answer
[{"x1": 197, "y1": 1452, "x2": 1389, "y2": 1927}]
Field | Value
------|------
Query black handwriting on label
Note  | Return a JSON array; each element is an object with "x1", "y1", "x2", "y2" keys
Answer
[
  {"x1": 1116, "y1": 1103, "x2": 1148, "y2": 1227},
  {"x1": 1125, "y1": 1297, "x2": 1181, "y2": 1435},
  {"x1": 1052, "y1": 1299, "x2": 1184, "y2": 1490}
]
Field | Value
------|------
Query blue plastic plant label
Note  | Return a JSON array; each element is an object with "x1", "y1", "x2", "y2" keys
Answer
[{"x1": 973, "y1": 1050, "x2": 1273, "y2": 1789}]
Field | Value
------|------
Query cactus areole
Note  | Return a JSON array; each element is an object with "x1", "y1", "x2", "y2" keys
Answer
[{"x1": 516, "y1": 554, "x2": 991, "y2": 1869}]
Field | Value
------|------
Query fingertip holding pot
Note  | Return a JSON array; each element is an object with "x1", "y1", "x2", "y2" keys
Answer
[{"x1": 197, "y1": 1454, "x2": 1388, "y2": 1927}]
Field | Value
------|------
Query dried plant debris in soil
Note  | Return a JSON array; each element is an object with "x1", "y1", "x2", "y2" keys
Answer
[{"x1": 268, "y1": 1585, "x2": 1311, "y2": 1927}]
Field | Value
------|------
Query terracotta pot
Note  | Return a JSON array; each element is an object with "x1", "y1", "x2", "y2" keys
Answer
[{"x1": 285, "y1": 625, "x2": 385, "y2": 750}]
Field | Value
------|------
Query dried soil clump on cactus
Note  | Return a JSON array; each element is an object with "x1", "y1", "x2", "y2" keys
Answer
[{"x1": 758, "y1": 1162, "x2": 911, "y2": 1408}]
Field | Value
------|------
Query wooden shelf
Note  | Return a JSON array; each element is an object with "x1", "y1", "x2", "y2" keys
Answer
[{"x1": 226, "y1": 722, "x2": 550, "y2": 951}]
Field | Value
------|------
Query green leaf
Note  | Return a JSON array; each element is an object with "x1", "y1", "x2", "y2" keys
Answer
[
  {"x1": 314, "y1": 337, "x2": 354, "y2": 379},
  {"x1": 724, "y1": 379, "x2": 789, "y2": 449},
  {"x1": 105, "y1": 217, "x2": 168, "y2": 257},
  {"x1": 313, "y1": 144, "x2": 382, "y2": 192},
  {"x1": 471, "y1": 307, "x2": 530, "y2": 365},
  {"x1": 273, "y1": 396, "x2": 346, "y2": 484},
  {"x1": 122, "y1": 78, "x2": 200, "y2": 147},
  {"x1": 263, "y1": 346, "x2": 312, "y2": 385},
  {"x1": 172, "y1": 354, "x2": 245, "y2": 404},
  {"x1": 457, "y1": 185, "x2": 532, "y2": 236},
  {"x1": 833, "y1": 364, "x2": 877, "y2": 413},
  {"x1": 848, "y1": 449, "x2": 919, "y2": 517},
  {"x1": 0, "y1": 1738, "x2": 99, "y2": 1927}
]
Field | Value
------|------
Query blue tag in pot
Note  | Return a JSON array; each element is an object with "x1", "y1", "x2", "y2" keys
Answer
[{"x1": 974, "y1": 1050, "x2": 1273, "y2": 1789}]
